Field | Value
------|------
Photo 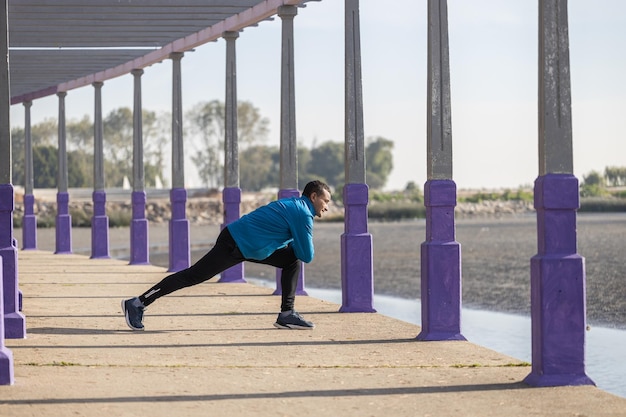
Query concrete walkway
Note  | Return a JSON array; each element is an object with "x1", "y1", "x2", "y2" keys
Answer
[{"x1": 2, "y1": 250, "x2": 625, "y2": 417}]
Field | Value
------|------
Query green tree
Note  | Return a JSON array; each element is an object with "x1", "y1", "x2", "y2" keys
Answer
[
  {"x1": 365, "y1": 136, "x2": 394, "y2": 190},
  {"x1": 32, "y1": 145, "x2": 57, "y2": 188},
  {"x1": 604, "y1": 166, "x2": 626, "y2": 187},
  {"x1": 186, "y1": 100, "x2": 269, "y2": 188},
  {"x1": 308, "y1": 141, "x2": 344, "y2": 189},
  {"x1": 581, "y1": 170, "x2": 608, "y2": 197},
  {"x1": 239, "y1": 145, "x2": 279, "y2": 191}
]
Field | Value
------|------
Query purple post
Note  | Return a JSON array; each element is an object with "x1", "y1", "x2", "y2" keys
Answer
[
  {"x1": 1, "y1": 184, "x2": 26, "y2": 339},
  {"x1": 21, "y1": 193, "x2": 37, "y2": 250},
  {"x1": 55, "y1": 191, "x2": 72, "y2": 254},
  {"x1": 91, "y1": 190, "x2": 110, "y2": 259},
  {"x1": 417, "y1": 180, "x2": 465, "y2": 341},
  {"x1": 168, "y1": 188, "x2": 190, "y2": 272},
  {"x1": 218, "y1": 187, "x2": 245, "y2": 283},
  {"x1": 130, "y1": 191, "x2": 149, "y2": 265},
  {"x1": 0, "y1": 257, "x2": 15, "y2": 385},
  {"x1": 340, "y1": 183, "x2": 375, "y2": 313},
  {"x1": 273, "y1": 189, "x2": 307, "y2": 296},
  {"x1": 524, "y1": 174, "x2": 594, "y2": 387}
]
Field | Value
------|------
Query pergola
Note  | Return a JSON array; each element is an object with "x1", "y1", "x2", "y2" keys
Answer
[
  {"x1": 8, "y1": 0, "x2": 307, "y2": 103},
  {"x1": 1, "y1": 0, "x2": 594, "y2": 392}
]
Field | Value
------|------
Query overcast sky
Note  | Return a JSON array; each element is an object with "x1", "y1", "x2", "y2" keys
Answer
[{"x1": 9, "y1": 0, "x2": 626, "y2": 191}]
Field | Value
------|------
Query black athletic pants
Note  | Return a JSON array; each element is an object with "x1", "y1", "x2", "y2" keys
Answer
[{"x1": 138, "y1": 227, "x2": 301, "y2": 312}]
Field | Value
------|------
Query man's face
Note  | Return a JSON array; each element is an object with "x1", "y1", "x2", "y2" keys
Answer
[{"x1": 310, "y1": 189, "x2": 331, "y2": 218}]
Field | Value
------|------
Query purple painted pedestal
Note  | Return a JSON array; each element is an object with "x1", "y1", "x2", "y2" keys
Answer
[
  {"x1": 273, "y1": 188, "x2": 307, "y2": 296},
  {"x1": 168, "y1": 188, "x2": 190, "y2": 272},
  {"x1": 417, "y1": 180, "x2": 465, "y2": 341},
  {"x1": 21, "y1": 194, "x2": 37, "y2": 250},
  {"x1": 55, "y1": 192, "x2": 72, "y2": 254},
  {"x1": 218, "y1": 187, "x2": 245, "y2": 283},
  {"x1": 524, "y1": 174, "x2": 594, "y2": 387},
  {"x1": 0, "y1": 257, "x2": 15, "y2": 385},
  {"x1": 340, "y1": 183, "x2": 375, "y2": 313},
  {"x1": 130, "y1": 191, "x2": 149, "y2": 265},
  {"x1": 0, "y1": 184, "x2": 26, "y2": 339},
  {"x1": 91, "y1": 191, "x2": 110, "y2": 259}
]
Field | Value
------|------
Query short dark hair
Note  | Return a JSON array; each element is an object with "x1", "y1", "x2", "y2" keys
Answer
[{"x1": 302, "y1": 180, "x2": 331, "y2": 198}]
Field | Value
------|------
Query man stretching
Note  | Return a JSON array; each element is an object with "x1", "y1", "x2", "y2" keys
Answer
[{"x1": 122, "y1": 180, "x2": 332, "y2": 331}]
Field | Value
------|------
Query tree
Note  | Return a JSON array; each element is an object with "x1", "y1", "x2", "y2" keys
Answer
[
  {"x1": 239, "y1": 145, "x2": 279, "y2": 191},
  {"x1": 604, "y1": 166, "x2": 626, "y2": 187},
  {"x1": 308, "y1": 141, "x2": 344, "y2": 188},
  {"x1": 365, "y1": 136, "x2": 394, "y2": 190},
  {"x1": 581, "y1": 170, "x2": 608, "y2": 197},
  {"x1": 186, "y1": 100, "x2": 269, "y2": 188}
]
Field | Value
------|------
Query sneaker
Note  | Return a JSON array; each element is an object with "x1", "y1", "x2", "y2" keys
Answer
[
  {"x1": 122, "y1": 298, "x2": 145, "y2": 331},
  {"x1": 273, "y1": 311, "x2": 315, "y2": 330}
]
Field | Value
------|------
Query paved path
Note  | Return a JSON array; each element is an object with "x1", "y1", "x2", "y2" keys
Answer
[{"x1": 2, "y1": 250, "x2": 625, "y2": 416}]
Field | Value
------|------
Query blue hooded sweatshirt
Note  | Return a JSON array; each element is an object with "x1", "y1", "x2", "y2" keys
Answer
[{"x1": 227, "y1": 196, "x2": 315, "y2": 263}]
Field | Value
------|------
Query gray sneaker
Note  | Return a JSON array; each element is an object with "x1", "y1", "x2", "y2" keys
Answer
[
  {"x1": 273, "y1": 311, "x2": 315, "y2": 330},
  {"x1": 122, "y1": 298, "x2": 145, "y2": 331}
]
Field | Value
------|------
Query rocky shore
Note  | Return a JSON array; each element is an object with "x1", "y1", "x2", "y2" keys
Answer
[{"x1": 12, "y1": 192, "x2": 535, "y2": 226}]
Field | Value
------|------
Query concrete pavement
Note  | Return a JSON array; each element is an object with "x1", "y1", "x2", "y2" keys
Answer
[{"x1": 1, "y1": 250, "x2": 625, "y2": 417}]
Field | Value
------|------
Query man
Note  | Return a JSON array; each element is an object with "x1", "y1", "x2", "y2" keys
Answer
[{"x1": 122, "y1": 180, "x2": 332, "y2": 331}]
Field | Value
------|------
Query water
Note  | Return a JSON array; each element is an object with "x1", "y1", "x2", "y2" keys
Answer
[{"x1": 251, "y1": 279, "x2": 626, "y2": 399}]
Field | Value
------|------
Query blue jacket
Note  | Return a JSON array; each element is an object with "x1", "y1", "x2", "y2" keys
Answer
[{"x1": 227, "y1": 196, "x2": 315, "y2": 263}]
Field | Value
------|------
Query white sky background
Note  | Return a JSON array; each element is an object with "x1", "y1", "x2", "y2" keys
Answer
[{"x1": 9, "y1": 0, "x2": 626, "y2": 191}]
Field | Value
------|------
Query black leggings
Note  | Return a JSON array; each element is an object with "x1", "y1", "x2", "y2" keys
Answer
[{"x1": 138, "y1": 227, "x2": 301, "y2": 312}]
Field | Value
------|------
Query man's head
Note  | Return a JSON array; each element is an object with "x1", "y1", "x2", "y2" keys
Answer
[{"x1": 303, "y1": 180, "x2": 332, "y2": 218}]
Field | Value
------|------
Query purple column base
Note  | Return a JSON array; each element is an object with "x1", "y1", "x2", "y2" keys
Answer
[
  {"x1": 219, "y1": 187, "x2": 245, "y2": 283},
  {"x1": 1, "y1": 246, "x2": 26, "y2": 339},
  {"x1": 91, "y1": 191, "x2": 110, "y2": 259},
  {"x1": 55, "y1": 192, "x2": 72, "y2": 254},
  {"x1": 340, "y1": 183, "x2": 375, "y2": 313},
  {"x1": 273, "y1": 189, "x2": 307, "y2": 296},
  {"x1": 0, "y1": 257, "x2": 15, "y2": 385},
  {"x1": 169, "y1": 219, "x2": 190, "y2": 272},
  {"x1": 130, "y1": 191, "x2": 149, "y2": 265},
  {"x1": 169, "y1": 188, "x2": 190, "y2": 272},
  {"x1": 22, "y1": 194, "x2": 37, "y2": 250},
  {"x1": 417, "y1": 180, "x2": 465, "y2": 341},
  {"x1": 417, "y1": 242, "x2": 465, "y2": 341},
  {"x1": 524, "y1": 174, "x2": 594, "y2": 387},
  {"x1": 340, "y1": 233, "x2": 375, "y2": 313}
]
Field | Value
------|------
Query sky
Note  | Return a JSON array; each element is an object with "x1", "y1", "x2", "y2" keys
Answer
[{"x1": 8, "y1": 0, "x2": 626, "y2": 191}]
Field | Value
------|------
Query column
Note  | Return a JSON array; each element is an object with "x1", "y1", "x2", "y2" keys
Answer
[
  {"x1": 1, "y1": 0, "x2": 15, "y2": 384},
  {"x1": 0, "y1": 0, "x2": 25, "y2": 341},
  {"x1": 417, "y1": 0, "x2": 465, "y2": 341},
  {"x1": 340, "y1": 0, "x2": 375, "y2": 313},
  {"x1": 524, "y1": 0, "x2": 594, "y2": 387},
  {"x1": 22, "y1": 100, "x2": 37, "y2": 250},
  {"x1": 219, "y1": 31, "x2": 245, "y2": 283},
  {"x1": 55, "y1": 92, "x2": 72, "y2": 254},
  {"x1": 91, "y1": 81, "x2": 110, "y2": 259},
  {"x1": 129, "y1": 69, "x2": 149, "y2": 265},
  {"x1": 273, "y1": 5, "x2": 307, "y2": 296},
  {"x1": 168, "y1": 52, "x2": 190, "y2": 272},
  {"x1": 0, "y1": 257, "x2": 14, "y2": 385}
]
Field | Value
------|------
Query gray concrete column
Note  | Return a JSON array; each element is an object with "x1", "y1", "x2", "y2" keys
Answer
[
  {"x1": 340, "y1": 0, "x2": 374, "y2": 313},
  {"x1": 55, "y1": 92, "x2": 72, "y2": 255},
  {"x1": 168, "y1": 51, "x2": 190, "y2": 272},
  {"x1": 219, "y1": 31, "x2": 245, "y2": 283},
  {"x1": 132, "y1": 69, "x2": 145, "y2": 192},
  {"x1": 130, "y1": 68, "x2": 149, "y2": 265},
  {"x1": 91, "y1": 81, "x2": 110, "y2": 259},
  {"x1": 278, "y1": 5, "x2": 298, "y2": 191},
  {"x1": 223, "y1": 31, "x2": 239, "y2": 189},
  {"x1": 274, "y1": 5, "x2": 307, "y2": 296},
  {"x1": 1, "y1": 0, "x2": 20, "y2": 381},
  {"x1": 171, "y1": 52, "x2": 185, "y2": 189},
  {"x1": 22, "y1": 101, "x2": 37, "y2": 250},
  {"x1": 93, "y1": 82, "x2": 105, "y2": 191},
  {"x1": 417, "y1": 0, "x2": 464, "y2": 342},
  {"x1": 525, "y1": 0, "x2": 593, "y2": 388},
  {"x1": 57, "y1": 92, "x2": 68, "y2": 193}
]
